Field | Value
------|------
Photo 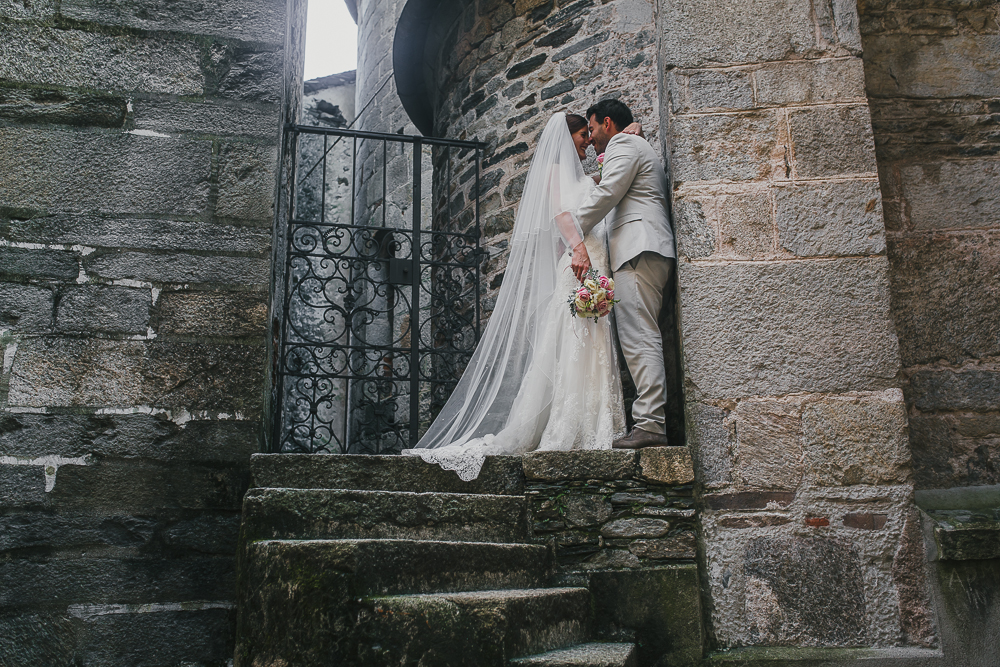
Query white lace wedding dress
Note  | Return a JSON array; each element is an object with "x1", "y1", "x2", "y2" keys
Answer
[{"x1": 403, "y1": 113, "x2": 626, "y2": 481}]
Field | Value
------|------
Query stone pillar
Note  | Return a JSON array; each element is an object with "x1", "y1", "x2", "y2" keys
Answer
[{"x1": 658, "y1": 0, "x2": 935, "y2": 649}]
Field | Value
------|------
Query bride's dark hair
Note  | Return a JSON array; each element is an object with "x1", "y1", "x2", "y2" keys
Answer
[{"x1": 566, "y1": 113, "x2": 587, "y2": 135}]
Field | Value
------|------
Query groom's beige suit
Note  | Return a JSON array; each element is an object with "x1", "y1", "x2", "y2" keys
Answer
[{"x1": 574, "y1": 133, "x2": 675, "y2": 433}]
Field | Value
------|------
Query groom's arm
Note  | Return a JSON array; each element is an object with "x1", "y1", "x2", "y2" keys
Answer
[{"x1": 573, "y1": 138, "x2": 641, "y2": 236}]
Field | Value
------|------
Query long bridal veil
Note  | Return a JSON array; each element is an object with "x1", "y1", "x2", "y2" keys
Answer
[{"x1": 405, "y1": 113, "x2": 594, "y2": 475}]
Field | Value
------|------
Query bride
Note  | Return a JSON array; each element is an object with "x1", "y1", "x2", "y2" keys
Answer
[{"x1": 403, "y1": 112, "x2": 626, "y2": 480}]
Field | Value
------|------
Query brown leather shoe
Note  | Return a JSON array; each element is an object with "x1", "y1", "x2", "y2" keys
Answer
[{"x1": 612, "y1": 427, "x2": 669, "y2": 449}]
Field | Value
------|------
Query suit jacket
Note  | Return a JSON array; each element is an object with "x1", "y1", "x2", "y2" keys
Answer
[{"x1": 575, "y1": 133, "x2": 675, "y2": 271}]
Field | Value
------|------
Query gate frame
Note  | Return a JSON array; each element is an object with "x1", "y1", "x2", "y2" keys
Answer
[{"x1": 270, "y1": 123, "x2": 486, "y2": 453}]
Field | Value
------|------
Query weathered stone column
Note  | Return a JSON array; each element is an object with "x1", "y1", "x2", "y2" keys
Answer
[{"x1": 658, "y1": 0, "x2": 935, "y2": 649}]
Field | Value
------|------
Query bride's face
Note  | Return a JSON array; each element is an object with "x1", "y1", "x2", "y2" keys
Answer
[{"x1": 571, "y1": 126, "x2": 590, "y2": 161}]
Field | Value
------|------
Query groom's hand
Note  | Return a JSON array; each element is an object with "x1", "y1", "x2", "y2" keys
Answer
[{"x1": 572, "y1": 242, "x2": 591, "y2": 281}]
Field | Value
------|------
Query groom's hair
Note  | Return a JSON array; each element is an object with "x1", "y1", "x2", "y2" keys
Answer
[{"x1": 586, "y1": 99, "x2": 633, "y2": 132}]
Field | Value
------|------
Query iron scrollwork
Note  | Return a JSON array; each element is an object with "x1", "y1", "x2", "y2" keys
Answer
[{"x1": 273, "y1": 126, "x2": 485, "y2": 454}]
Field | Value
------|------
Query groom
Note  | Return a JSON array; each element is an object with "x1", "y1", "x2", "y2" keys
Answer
[{"x1": 570, "y1": 99, "x2": 676, "y2": 449}]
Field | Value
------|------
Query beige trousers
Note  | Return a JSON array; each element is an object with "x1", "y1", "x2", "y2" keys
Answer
[{"x1": 613, "y1": 252, "x2": 674, "y2": 433}]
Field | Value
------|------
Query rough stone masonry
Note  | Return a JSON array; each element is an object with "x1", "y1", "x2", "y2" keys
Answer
[{"x1": 0, "y1": 0, "x2": 285, "y2": 663}]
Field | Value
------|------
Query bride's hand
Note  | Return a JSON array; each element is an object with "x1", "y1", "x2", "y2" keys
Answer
[
  {"x1": 622, "y1": 122, "x2": 644, "y2": 138},
  {"x1": 572, "y1": 242, "x2": 591, "y2": 281}
]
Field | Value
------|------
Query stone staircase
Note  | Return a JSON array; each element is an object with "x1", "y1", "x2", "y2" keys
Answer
[{"x1": 234, "y1": 451, "x2": 702, "y2": 667}]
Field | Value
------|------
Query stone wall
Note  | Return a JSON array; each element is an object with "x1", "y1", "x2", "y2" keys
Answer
[
  {"x1": 426, "y1": 0, "x2": 661, "y2": 313},
  {"x1": 0, "y1": 0, "x2": 286, "y2": 662},
  {"x1": 658, "y1": 0, "x2": 936, "y2": 651},
  {"x1": 859, "y1": 0, "x2": 1000, "y2": 492}
]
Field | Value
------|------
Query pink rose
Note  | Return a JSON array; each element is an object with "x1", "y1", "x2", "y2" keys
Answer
[
  {"x1": 577, "y1": 288, "x2": 591, "y2": 301},
  {"x1": 606, "y1": 289, "x2": 614, "y2": 300},
  {"x1": 598, "y1": 275, "x2": 611, "y2": 289},
  {"x1": 597, "y1": 300, "x2": 611, "y2": 315}
]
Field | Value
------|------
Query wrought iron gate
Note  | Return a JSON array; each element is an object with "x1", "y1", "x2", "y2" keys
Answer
[{"x1": 272, "y1": 124, "x2": 485, "y2": 454}]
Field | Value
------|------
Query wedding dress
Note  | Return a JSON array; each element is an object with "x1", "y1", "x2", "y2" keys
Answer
[{"x1": 403, "y1": 113, "x2": 626, "y2": 480}]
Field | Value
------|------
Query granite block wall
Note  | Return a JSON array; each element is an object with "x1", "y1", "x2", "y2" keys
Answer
[
  {"x1": 658, "y1": 0, "x2": 936, "y2": 650},
  {"x1": 0, "y1": 0, "x2": 286, "y2": 662},
  {"x1": 859, "y1": 0, "x2": 1000, "y2": 492}
]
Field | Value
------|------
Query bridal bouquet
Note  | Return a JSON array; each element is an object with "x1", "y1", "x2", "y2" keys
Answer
[{"x1": 568, "y1": 269, "x2": 618, "y2": 322}]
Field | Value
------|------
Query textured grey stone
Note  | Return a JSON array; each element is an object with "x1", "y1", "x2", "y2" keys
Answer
[
  {"x1": 733, "y1": 399, "x2": 804, "y2": 490},
  {"x1": 251, "y1": 453, "x2": 526, "y2": 495},
  {"x1": 352, "y1": 588, "x2": 589, "y2": 666},
  {"x1": 79, "y1": 608, "x2": 233, "y2": 667},
  {"x1": 900, "y1": 159, "x2": 1000, "y2": 231},
  {"x1": 86, "y1": 251, "x2": 269, "y2": 285},
  {"x1": 0, "y1": 86, "x2": 127, "y2": 128},
  {"x1": 131, "y1": 99, "x2": 281, "y2": 138},
  {"x1": 0, "y1": 247, "x2": 79, "y2": 281},
  {"x1": 670, "y1": 112, "x2": 777, "y2": 183},
  {"x1": 0, "y1": 23, "x2": 204, "y2": 95},
  {"x1": 659, "y1": 0, "x2": 816, "y2": 68},
  {"x1": 0, "y1": 0, "x2": 56, "y2": 20},
  {"x1": 775, "y1": 180, "x2": 886, "y2": 257},
  {"x1": 740, "y1": 536, "x2": 868, "y2": 645},
  {"x1": 0, "y1": 555, "x2": 234, "y2": 609},
  {"x1": 638, "y1": 447, "x2": 694, "y2": 484},
  {"x1": 213, "y1": 48, "x2": 284, "y2": 104},
  {"x1": 563, "y1": 495, "x2": 613, "y2": 527},
  {"x1": 755, "y1": 58, "x2": 867, "y2": 106},
  {"x1": 909, "y1": 413, "x2": 1000, "y2": 490},
  {"x1": 887, "y1": 231, "x2": 1000, "y2": 366},
  {"x1": 46, "y1": 459, "x2": 248, "y2": 511},
  {"x1": 511, "y1": 642, "x2": 636, "y2": 666},
  {"x1": 802, "y1": 392, "x2": 911, "y2": 486},
  {"x1": 670, "y1": 68, "x2": 754, "y2": 113},
  {"x1": 523, "y1": 450, "x2": 638, "y2": 481},
  {"x1": 863, "y1": 35, "x2": 1000, "y2": 99},
  {"x1": 0, "y1": 128, "x2": 212, "y2": 215},
  {"x1": 57, "y1": 285, "x2": 151, "y2": 334},
  {"x1": 628, "y1": 534, "x2": 697, "y2": 559},
  {"x1": 0, "y1": 511, "x2": 160, "y2": 552},
  {"x1": 0, "y1": 283, "x2": 53, "y2": 331},
  {"x1": 718, "y1": 188, "x2": 773, "y2": 258},
  {"x1": 671, "y1": 195, "x2": 714, "y2": 259},
  {"x1": 216, "y1": 143, "x2": 279, "y2": 221},
  {"x1": 0, "y1": 612, "x2": 76, "y2": 667},
  {"x1": 789, "y1": 105, "x2": 877, "y2": 178},
  {"x1": 685, "y1": 402, "x2": 734, "y2": 488},
  {"x1": 0, "y1": 465, "x2": 48, "y2": 508},
  {"x1": 241, "y1": 488, "x2": 528, "y2": 543},
  {"x1": 9, "y1": 215, "x2": 271, "y2": 253},
  {"x1": 155, "y1": 290, "x2": 267, "y2": 337},
  {"x1": 601, "y1": 518, "x2": 670, "y2": 539},
  {"x1": 588, "y1": 567, "x2": 703, "y2": 665},
  {"x1": 60, "y1": 0, "x2": 285, "y2": 44},
  {"x1": 0, "y1": 412, "x2": 260, "y2": 461},
  {"x1": 928, "y1": 509, "x2": 1000, "y2": 561},
  {"x1": 7, "y1": 338, "x2": 265, "y2": 412},
  {"x1": 678, "y1": 257, "x2": 900, "y2": 399},
  {"x1": 908, "y1": 369, "x2": 1000, "y2": 413},
  {"x1": 244, "y1": 539, "x2": 549, "y2": 599}
]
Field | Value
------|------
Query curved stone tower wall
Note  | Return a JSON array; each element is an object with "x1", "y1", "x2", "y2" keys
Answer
[{"x1": 426, "y1": 0, "x2": 661, "y2": 290}]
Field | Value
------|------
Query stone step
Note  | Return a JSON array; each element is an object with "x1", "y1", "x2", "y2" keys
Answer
[
  {"x1": 355, "y1": 587, "x2": 591, "y2": 666},
  {"x1": 241, "y1": 487, "x2": 529, "y2": 543},
  {"x1": 243, "y1": 538, "x2": 552, "y2": 596},
  {"x1": 510, "y1": 643, "x2": 637, "y2": 667},
  {"x1": 251, "y1": 452, "x2": 525, "y2": 494}
]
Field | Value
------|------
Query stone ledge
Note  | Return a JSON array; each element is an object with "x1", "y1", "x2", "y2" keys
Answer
[
  {"x1": 523, "y1": 448, "x2": 694, "y2": 484},
  {"x1": 926, "y1": 508, "x2": 1000, "y2": 561},
  {"x1": 705, "y1": 646, "x2": 944, "y2": 666}
]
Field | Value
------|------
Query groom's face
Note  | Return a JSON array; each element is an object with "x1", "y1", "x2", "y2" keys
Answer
[{"x1": 587, "y1": 114, "x2": 615, "y2": 154}]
